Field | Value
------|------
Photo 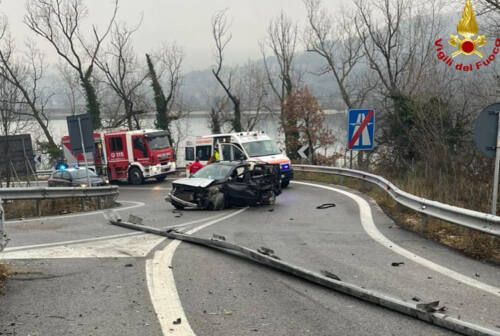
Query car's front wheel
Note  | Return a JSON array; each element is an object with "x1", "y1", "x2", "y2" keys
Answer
[
  {"x1": 209, "y1": 192, "x2": 225, "y2": 210},
  {"x1": 262, "y1": 190, "x2": 276, "y2": 205}
]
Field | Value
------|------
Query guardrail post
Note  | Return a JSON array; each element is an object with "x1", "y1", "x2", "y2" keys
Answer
[
  {"x1": 421, "y1": 214, "x2": 429, "y2": 231},
  {"x1": 80, "y1": 198, "x2": 86, "y2": 212},
  {"x1": 35, "y1": 200, "x2": 41, "y2": 217},
  {"x1": 0, "y1": 197, "x2": 6, "y2": 251},
  {"x1": 97, "y1": 197, "x2": 103, "y2": 210}
]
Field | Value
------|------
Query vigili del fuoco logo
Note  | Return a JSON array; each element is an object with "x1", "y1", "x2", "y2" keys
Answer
[{"x1": 435, "y1": 0, "x2": 499, "y2": 72}]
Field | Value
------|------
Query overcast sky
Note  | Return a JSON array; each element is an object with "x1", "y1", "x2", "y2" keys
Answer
[{"x1": 1, "y1": 0, "x2": 354, "y2": 72}]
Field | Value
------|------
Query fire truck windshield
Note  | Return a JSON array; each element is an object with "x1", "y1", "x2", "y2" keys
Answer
[
  {"x1": 147, "y1": 134, "x2": 170, "y2": 150},
  {"x1": 242, "y1": 140, "x2": 281, "y2": 157}
]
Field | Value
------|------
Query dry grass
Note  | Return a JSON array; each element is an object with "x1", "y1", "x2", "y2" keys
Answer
[
  {"x1": 3, "y1": 197, "x2": 118, "y2": 220},
  {"x1": 0, "y1": 263, "x2": 13, "y2": 294},
  {"x1": 295, "y1": 171, "x2": 500, "y2": 263}
]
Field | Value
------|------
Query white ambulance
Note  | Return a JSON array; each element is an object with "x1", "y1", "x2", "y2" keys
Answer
[{"x1": 184, "y1": 132, "x2": 293, "y2": 187}]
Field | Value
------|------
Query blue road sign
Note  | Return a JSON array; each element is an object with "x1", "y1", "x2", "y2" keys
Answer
[{"x1": 347, "y1": 109, "x2": 375, "y2": 151}]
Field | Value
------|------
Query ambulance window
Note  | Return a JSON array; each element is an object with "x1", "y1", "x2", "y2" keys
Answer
[
  {"x1": 233, "y1": 144, "x2": 245, "y2": 160},
  {"x1": 185, "y1": 147, "x2": 194, "y2": 161},
  {"x1": 196, "y1": 145, "x2": 212, "y2": 161},
  {"x1": 110, "y1": 137, "x2": 123, "y2": 151}
]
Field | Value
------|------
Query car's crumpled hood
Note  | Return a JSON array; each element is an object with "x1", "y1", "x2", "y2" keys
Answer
[{"x1": 173, "y1": 177, "x2": 214, "y2": 188}]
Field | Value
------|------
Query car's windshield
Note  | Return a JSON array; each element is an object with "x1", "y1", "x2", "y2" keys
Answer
[
  {"x1": 192, "y1": 164, "x2": 232, "y2": 180},
  {"x1": 242, "y1": 140, "x2": 281, "y2": 157},
  {"x1": 147, "y1": 134, "x2": 171, "y2": 150},
  {"x1": 71, "y1": 169, "x2": 98, "y2": 179}
]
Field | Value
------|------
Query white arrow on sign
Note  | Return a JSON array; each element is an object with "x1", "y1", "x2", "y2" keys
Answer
[{"x1": 298, "y1": 145, "x2": 309, "y2": 159}]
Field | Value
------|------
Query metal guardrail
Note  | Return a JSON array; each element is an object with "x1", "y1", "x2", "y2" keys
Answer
[
  {"x1": 0, "y1": 186, "x2": 119, "y2": 201},
  {"x1": 294, "y1": 165, "x2": 500, "y2": 237},
  {"x1": 0, "y1": 185, "x2": 119, "y2": 252}
]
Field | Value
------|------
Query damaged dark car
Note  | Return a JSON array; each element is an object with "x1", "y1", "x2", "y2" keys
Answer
[{"x1": 166, "y1": 162, "x2": 282, "y2": 210}]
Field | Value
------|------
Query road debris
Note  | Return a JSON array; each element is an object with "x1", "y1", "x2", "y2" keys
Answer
[
  {"x1": 212, "y1": 234, "x2": 226, "y2": 241},
  {"x1": 320, "y1": 270, "x2": 341, "y2": 281},
  {"x1": 124, "y1": 264, "x2": 133, "y2": 267},
  {"x1": 173, "y1": 318, "x2": 181, "y2": 325},
  {"x1": 391, "y1": 262, "x2": 404, "y2": 267},
  {"x1": 108, "y1": 217, "x2": 500, "y2": 336},
  {"x1": 316, "y1": 203, "x2": 336, "y2": 209},
  {"x1": 411, "y1": 297, "x2": 421, "y2": 302},
  {"x1": 258, "y1": 247, "x2": 280, "y2": 260},
  {"x1": 223, "y1": 309, "x2": 233, "y2": 316},
  {"x1": 128, "y1": 214, "x2": 143, "y2": 225}
]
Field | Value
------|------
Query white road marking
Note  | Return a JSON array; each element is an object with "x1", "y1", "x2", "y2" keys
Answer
[
  {"x1": 146, "y1": 208, "x2": 248, "y2": 336},
  {"x1": 2, "y1": 211, "x2": 227, "y2": 256},
  {"x1": 0, "y1": 233, "x2": 165, "y2": 259},
  {"x1": 293, "y1": 181, "x2": 500, "y2": 298},
  {"x1": 3, "y1": 232, "x2": 142, "y2": 252},
  {"x1": 5, "y1": 200, "x2": 145, "y2": 224}
]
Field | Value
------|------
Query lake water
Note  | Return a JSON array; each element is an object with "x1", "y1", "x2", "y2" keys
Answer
[{"x1": 23, "y1": 110, "x2": 349, "y2": 168}]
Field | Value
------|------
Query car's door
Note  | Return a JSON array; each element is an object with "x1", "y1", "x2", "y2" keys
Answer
[
  {"x1": 49, "y1": 171, "x2": 63, "y2": 186},
  {"x1": 224, "y1": 165, "x2": 259, "y2": 202},
  {"x1": 61, "y1": 171, "x2": 72, "y2": 186}
]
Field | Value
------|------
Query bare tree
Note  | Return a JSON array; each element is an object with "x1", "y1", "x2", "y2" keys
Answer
[
  {"x1": 261, "y1": 11, "x2": 300, "y2": 159},
  {"x1": 25, "y1": 0, "x2": 118, "y2": 129},
  {"x1": 207, "y1": 93, "x2": 230, "y2": 133},
  {"x1": 0, "y1": 17, "x2": 58, "y2": 159},
  {"x1": 96, "y1": 21, "x2": 148, "y2": 130},
  {"x1": 304, "y1": 0, "x2": 375, "y2": 109},
  {"x1": 238, "y1": 61, "x2": 270, "y2": 131},
  {"x1": 211, "y1": 9, "x2": 242, "y2": 132},
  {"x1": 354, "y1": 0, "x2": 441, "y2": 97},
  {"x1": 57, "y1": 62, "x2": 83, "y2": 116}
]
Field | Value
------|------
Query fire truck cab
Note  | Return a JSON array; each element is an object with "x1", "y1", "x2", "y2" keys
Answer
[
  {"x1": 184, "y1": 131, "x2": 293, "y2": 188},
  {"x1": 62, "y1": 129, "x2": 176, "y2": 184}
]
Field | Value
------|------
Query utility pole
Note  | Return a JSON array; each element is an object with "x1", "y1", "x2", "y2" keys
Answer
[
  {"x1": 494, "y1": 75, "x2": 500, "y2": 215},
  {"x1": 0, "y1": 197, "x2": 6, "y2": 251}
]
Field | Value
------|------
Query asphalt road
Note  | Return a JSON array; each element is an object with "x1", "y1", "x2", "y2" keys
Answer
[{"x1": 0, "y1": 178, "x2": 499, "y2": 336}]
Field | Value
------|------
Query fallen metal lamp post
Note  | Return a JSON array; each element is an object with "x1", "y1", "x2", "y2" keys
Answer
[{"x1": 108, "y1": 214, "x2": 500, "y2": 336}]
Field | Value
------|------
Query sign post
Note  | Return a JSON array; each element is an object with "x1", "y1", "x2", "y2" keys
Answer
[
  {"x1": 347, "y1": 109, "x2": 375, "y2": 169},
  {"x1": 473, "y1": 103, "x2": 500, "y2": 215},
  {"x1": 0, "y1": 197, "x2": 6, "y2": 251},
  {"x1": 67, "y1": 114, "x2": 94, "y2": 187},
  {"x1": 492, "y1": 113, "x2": 500, "y2": 215}
]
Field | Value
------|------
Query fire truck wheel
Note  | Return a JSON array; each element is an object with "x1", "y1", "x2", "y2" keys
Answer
[
  {"x1": 155, "y1": 175, "x2": 167, "y2": 182},
  {"x1": 129, "y1": 167, "x2": 144, "y2": 185}
]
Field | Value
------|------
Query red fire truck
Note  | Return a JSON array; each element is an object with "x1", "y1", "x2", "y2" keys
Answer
[{"x1": 62, "y1": 129, "x2": 176, "y2": 184}]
